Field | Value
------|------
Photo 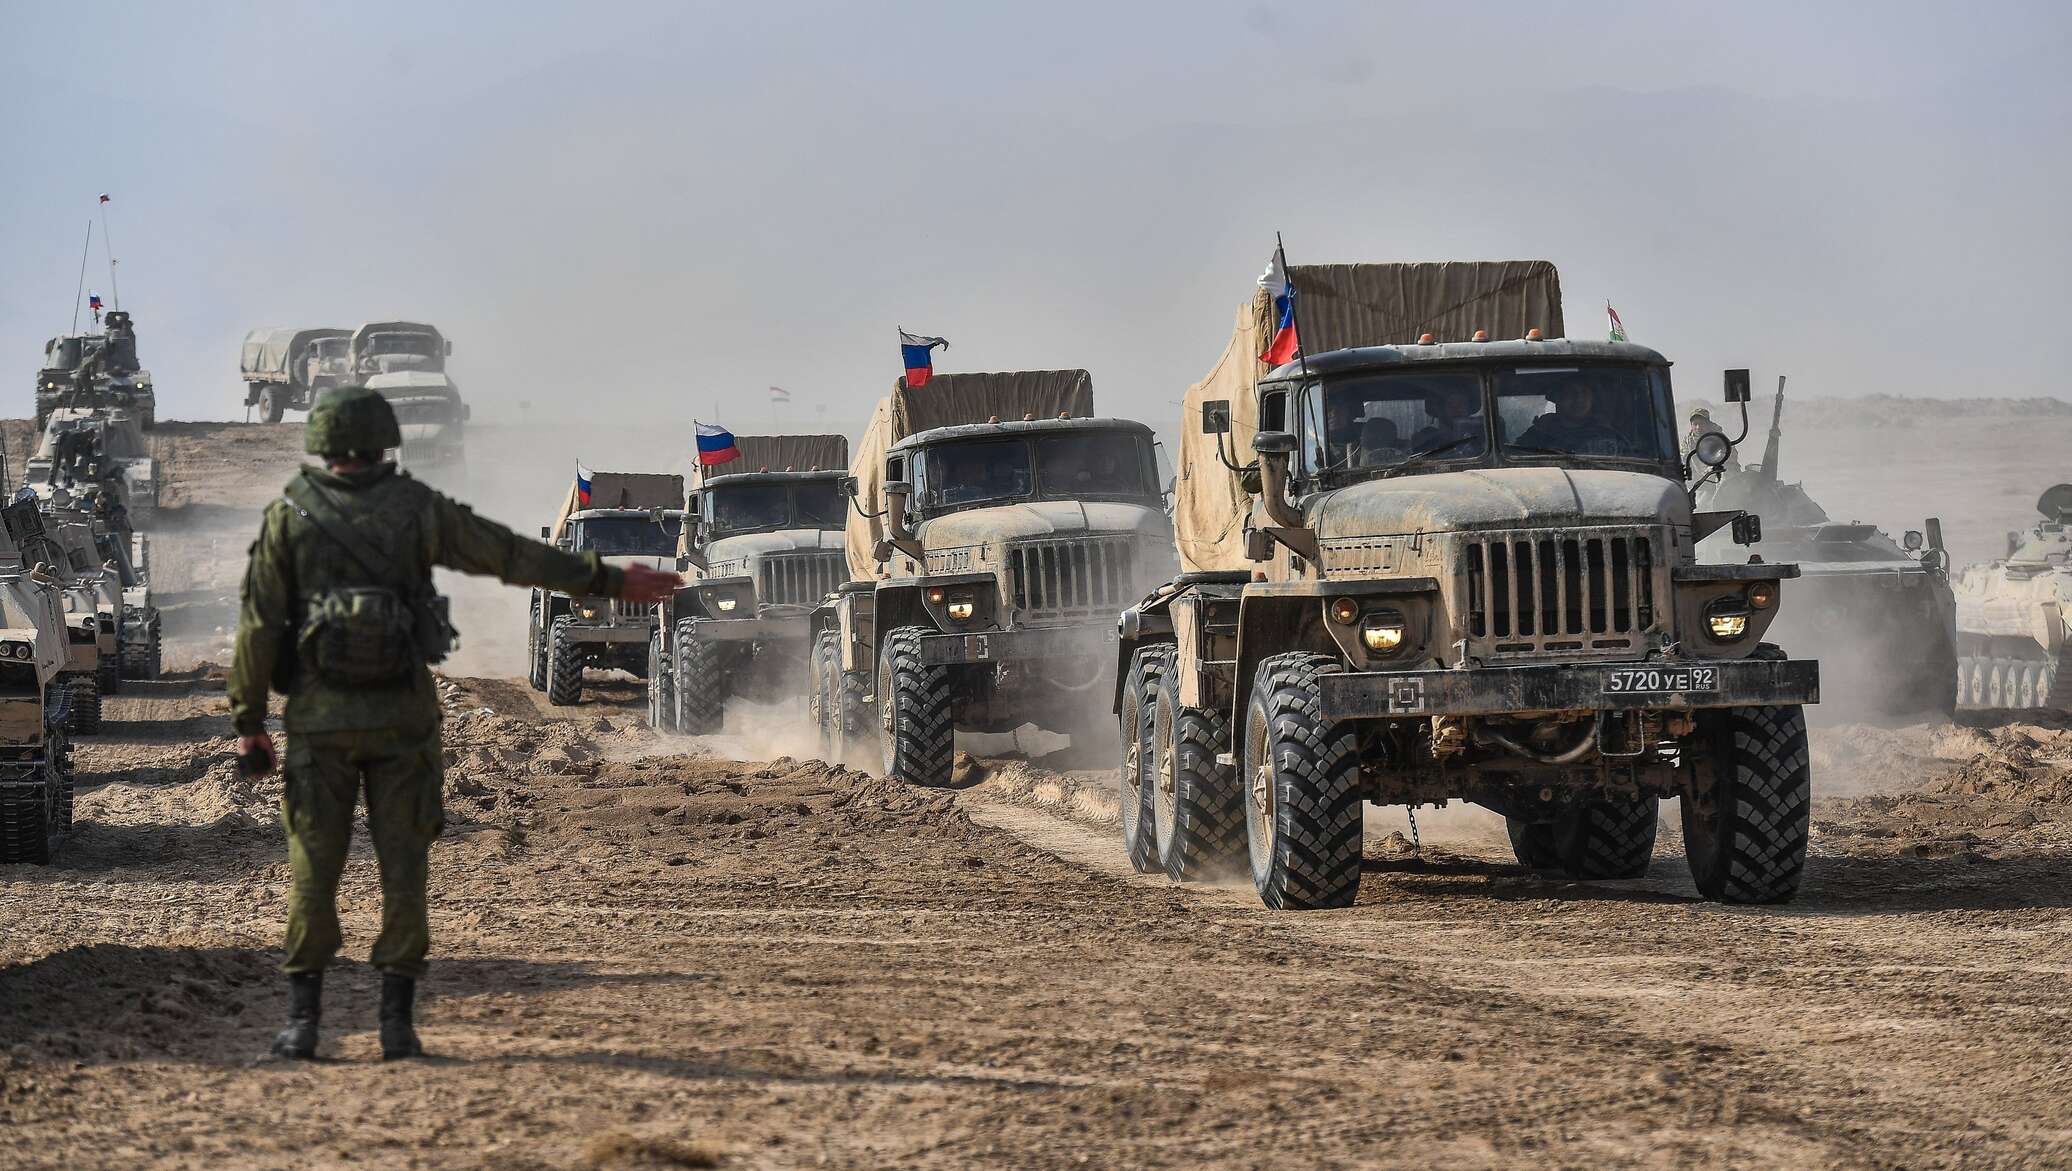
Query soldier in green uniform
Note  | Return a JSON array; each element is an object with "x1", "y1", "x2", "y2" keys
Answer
[{"x1": 230, "y1": 386, "x2": 678, "y2": 1061}]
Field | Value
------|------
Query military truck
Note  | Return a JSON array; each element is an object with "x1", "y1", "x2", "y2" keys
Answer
[
  {"x1": 648, "y1": 435, "x2": 848, "y2": 734},
  {"x1": 35, "y1": 310, "x2": 157, "y2": 430},
  {"x1": 368, "y1": 371, "x2": 470, "y2": 477},
  {"x1": 1115, "y1": 260, "x2": 1819, "y2": 909},
  {"x1": 351, "y1": 321, "x2": 450, "y2": 379},
  {"x1": 0, "y1": 534, "x2": 77, "y2": 864},
  {"x1": 1697, "y1": 378, "x2": 1957, "y2": 718},
  {"x1": 528, "y1": 471, "x2": 686, "y2": 706},
  {"x1": 24, "y1": 407, "x2": 159, "y2": 528},
  {"x1": 240, "y1": 326, "x2": 353, "y2": 422},
  {"x1": 1950, "y1": 484, "x2": 2072, "y2": 709},
  {"x1": 811, "y1": 371, "x2": 1177, "y2": 781}
]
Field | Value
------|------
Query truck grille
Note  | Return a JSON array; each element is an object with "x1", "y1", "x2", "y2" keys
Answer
[
  {"x1": 1463, "y1": 529, "x2": 1661, "y2": 656},
  {"x1": 759, "y1": 553, "x2": 845, "y2": 608},
  {"x1": 1010, "y1": 537, "x2": 1134, "y2": 624}
]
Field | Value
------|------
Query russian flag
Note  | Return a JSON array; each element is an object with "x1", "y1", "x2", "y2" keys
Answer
[
  {"x1": 88, "y1": 292, "x2": 102, "y2": 311},
  {"x1": 695, "y1": 421, "x2": 741, "y2": 467},
  {"x1": 899, "y1": 329, "x2": 948, "y2": 388},
  {"x1": 1258, "y1": 249, "x2": 1299, "y2": 367},
  {"x1": 576, "y1": 462, "x2": 594, "y2": 506}
]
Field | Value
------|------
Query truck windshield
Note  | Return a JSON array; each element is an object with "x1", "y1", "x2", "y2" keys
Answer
[
  {"x1": 1036, "y1": 432, "x2": 1156, "y2": 497},
  {"x1": 365, "y1": 333, "x2": 438, "y2": 357},
  {"x1": 385, "y1": 396, "x2": 458, "y2": 425},
  {"x1": 574, "y1": 516, "x2": 680, "y2": 556},
  {"x1": 709, "y1": 484, "x2": 791, "y2": 532},
  {"x1": 1311, "y1": 371, "x2": 1488, "y2": 475},
  {"x1": 1493, "y1": 366, "x2": 1673, "y2": 462},
  {"x1": 921, "y1": 439, "x2": 1033, "y2": 507},
  {"x1": 919, "y1": 432, "x2": 1156, "y2": 508},
  {"x1": 793, "y1": 481, "x2": 844, "y2": 527}
]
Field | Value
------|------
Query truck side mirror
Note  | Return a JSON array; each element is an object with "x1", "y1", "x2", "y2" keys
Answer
[
  {"x1": 1202, "y1": 400, "x2": 1231, "y2": 435},
  {"x1": 539, "y1": 526, "x2": 550, "y2": 538},
  {"x1": 1723, "y1": 369, "x2": 1751, "y2": 403},
  {"x1": 839, "y1": 475, "x2": 859, "y2": 497},
  {"x1": 1731, "y1": 514, "x2": 1762, "y2": 545},
  {"x1": 445, "y1": 339, "x2": 454, "y2": 356}
]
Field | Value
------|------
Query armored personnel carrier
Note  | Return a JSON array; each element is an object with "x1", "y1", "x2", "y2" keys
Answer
[
  {"x1": 1698, "y1": 379, "x2": 1957, "y2": 717},
  {"x1": 1116, "y1": 260, "x2": 1818, "y2": 909},
  {"x1": 812, "y1": 371, "x2": 1176, "y2": 779},
  {"x1": 528, "y1": 471, "x2": 686, "y2": 706},
  {"x1": 1951, "y1": 484, "x2": 2072, "y2": 709},
  {"x1": 649, "y1": 435, "x2": 848, "y2": 734},
  {"x1": 35, "y1": 310, "x2": 157, "y2": 430},
  {"x1": 0, "y1": 506, "x2": 79, "y2": 863}
]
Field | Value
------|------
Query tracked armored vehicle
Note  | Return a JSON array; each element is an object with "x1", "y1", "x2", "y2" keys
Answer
[
  {"x1": 0, "y1": 508, "x2": 78, "y2": 863},
  {"x1": 1697, "y1": 379, "x2": 1957, "y2": 718},
  {"x1": 649, "y1": 435, "x2": 848, "y2": 734},
  {"x1": 24, "y1": 407, "x2": 159, "y2": 528},
  {"x1": 1115, "y1": 260, "x2": 1819, "y2": 909},
  {"x1": 528, "y1": 471, "x2": 686, "y2": 706},
  {"x1": 812, "y1": 371, "x2": 1176, "y2": 779},
  {"x1": 35, "y1": 310, "x2": 156, "y2": 430},
  {"x1": 1951, "y1": 484, "x2": 2072, "y2": 709}
]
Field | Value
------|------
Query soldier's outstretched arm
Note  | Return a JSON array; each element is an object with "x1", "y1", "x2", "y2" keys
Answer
[
  {"x1": 228, "y1": 505, "x2": 292, "y2": 741},
  {"x1": 425, "y1": 492, "x2": 677, "y2": 601}
]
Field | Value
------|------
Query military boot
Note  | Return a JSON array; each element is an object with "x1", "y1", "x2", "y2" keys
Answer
[
  {"x1": 269, "y1": 972, "x2": 322, "y2": 1060},
  {"x1": 379, "y1": 973, "x2": 424, "y2": 1060}
]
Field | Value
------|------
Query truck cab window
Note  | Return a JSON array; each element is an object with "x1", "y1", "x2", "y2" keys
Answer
[{"x1": 1494, "y1": 365, "x2": 1671, "y2": 464}]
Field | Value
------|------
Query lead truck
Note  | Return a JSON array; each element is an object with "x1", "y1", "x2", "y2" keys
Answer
[
  {"x1": 1115, "y1": 260, "x2": 1819, "y2": 909},
  {"x1": 528, "y1": 471, "x2": 686, "y2": 705}
]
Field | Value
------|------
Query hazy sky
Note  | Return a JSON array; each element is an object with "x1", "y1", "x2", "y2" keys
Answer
[{"x1": 3, "y1": 0, "x2": 2067, "y2": 443}]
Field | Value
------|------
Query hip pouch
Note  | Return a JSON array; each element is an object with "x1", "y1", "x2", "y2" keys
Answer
[{"x1": 298, "y1": 587, "x2": 418, "y2": 685}]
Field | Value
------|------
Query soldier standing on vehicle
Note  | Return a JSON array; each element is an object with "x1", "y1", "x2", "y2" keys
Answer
[{"x1": 229, "y1": 386, "x2": 679, "y2": 1062}]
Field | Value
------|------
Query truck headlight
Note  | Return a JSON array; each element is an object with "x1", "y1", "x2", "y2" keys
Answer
[
  {"x1": 1361, "y1": 611, "x2": 1406, "y2": 654},
  {"x1": 946, "y1": 595, "x2": 976, "y2": 622},
  {"x1": 2, "y1": 642, "x2": 29, "y2": 659},
  {"x1": 1705, "y1": 598, "x2": 1750, "y2": 641},
  {"x1": 716, "y1": 596, "x2": 738, "y2": 612},
  {"x1": 575, "y1": 601, "x2": 603, "y2": 620}
]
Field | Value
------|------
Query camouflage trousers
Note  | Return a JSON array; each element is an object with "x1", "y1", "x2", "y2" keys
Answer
[{"x1": 278, "y1": 730, "x2": 445, "y2": 978}]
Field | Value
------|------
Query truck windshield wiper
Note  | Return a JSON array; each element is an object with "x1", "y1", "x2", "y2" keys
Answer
[{"x1": 1376, "y1": 437, "x2": 1481, "y2": 478}]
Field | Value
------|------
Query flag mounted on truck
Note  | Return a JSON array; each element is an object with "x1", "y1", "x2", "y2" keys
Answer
[
  {"x1": 695, "y1": 422, "x2": 741, "y2": 467},
  {"x1": 899, "y1": 329, "x2": 949, "y2": 388}
]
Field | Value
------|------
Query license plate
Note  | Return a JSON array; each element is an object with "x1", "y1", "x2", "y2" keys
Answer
[{"x1": 1605, "y1": 665, "x2": 1718, "y2": 694}]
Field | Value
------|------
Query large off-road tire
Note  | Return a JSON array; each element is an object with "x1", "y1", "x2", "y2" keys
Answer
[
  {"x1": 1242, "y1": 653, "x2": 1361, "y2": 909},
  {"x1": 816, "y1": 631, "x2": 868, "y2": 765},
  {"x1": 526, "y1": 607, "x2": 548, "y2": 693},
  {"x1": 646, "y1": 628, "x2": 675, "y2": 733},
  {"x1": 66, "y1": 673, "x2": 102, "y2": 736},
  {"x1": 1506, "y1": 798, "x2": 1659, "y2": 879},
  {"x1": 546, "y1": 617, "x2": 584, "y2": 707},
  {"x1": 672, "y1": 620, "x2": 724, "y2": 735},
  {"x1": 1151, "y1": 656, "x2": 1244, "y2": 882},
  {"x1": 258, "y1": 386, "x2": 285, "y2": 425},
  {"x1": 1683, "y1": 704, "x2": 1812, "y2": 904},
  {"x1": 877, "y1": 626, "x2": 953, "y2": 787},
  {"x1": 1118, "y1": 644, "x2": 1172, "y2": 874}
]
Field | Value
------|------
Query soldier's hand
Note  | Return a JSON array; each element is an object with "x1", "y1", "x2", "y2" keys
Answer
[
  {"x1": 236, "y1": 733, "x2": 278, "y2": 778},
  {"x1": 618, "y1": 564, "x2": 682, "y2": 605}
]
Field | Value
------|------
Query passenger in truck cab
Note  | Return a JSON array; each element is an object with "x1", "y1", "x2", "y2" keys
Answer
[{"x1": 1409, "y1": 386, "x2": 1485, "y2": 454}]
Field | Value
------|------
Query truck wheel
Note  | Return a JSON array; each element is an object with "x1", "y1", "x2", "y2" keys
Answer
[
  {"x1": 813, "y1": 631, "x2": 841, "y2": 761},
  {"x1": 646, "y1": 628, "x2": 675, "y2": 733},
  {"x1": 1151, "y1": 657, "x2": 1244, "y2": 882},
  {"x1": 1506, "y1": 798, "x2": 1659, "y2": 879},
  {"x1": 817, "y1": 632, "x2": 868, "y2": 764},
  {"x1": 878, "y1": 626, "x2": 953, "y2": 787},
  {"x1": 1242, "y1": 653, "x2": 1361, "y2": 909},
  {"x1": 546, "y1": 617, "x2": 583, "y2": 706},
  {"x1": 672, "y1": 621, "x2": 724, "y2": 734},
  {"x1": 1118, "y1": 644, "x2": 1171, "y2": 874},
  {"x1": 67, "y1": 673, "x2": 102, "y2": 736},
  {"x1": 526, "y1": 604, "x2": 548, "y2": 692},
  {"x1": 1683, "y1": 704, "x2": 1811, "y2": 904},
  {"x1": 259, "y1": 386, "x2": 285, "y2": 424}
]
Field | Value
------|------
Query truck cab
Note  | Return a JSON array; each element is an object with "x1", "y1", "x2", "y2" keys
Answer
[
  {"x1": 529, "y1": 506, "x2": 685, "y2": 706},
  {"x1": 1119, "y1": 337, "x2": 1820, "y2": 908}
]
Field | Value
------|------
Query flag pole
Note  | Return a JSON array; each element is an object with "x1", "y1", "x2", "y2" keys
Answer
[
  {"x1": 99, "y1": 198, "x2": 120, "y2": 311},
  {"x1": 71, "y1": 221, "x2": 92, "y2": 333},
  {"x1": 1277, "y1": 230, "x2": 1312, "y2": 385}
]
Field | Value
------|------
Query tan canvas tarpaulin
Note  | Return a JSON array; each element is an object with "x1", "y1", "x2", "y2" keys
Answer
[
  {"x1": 551, "y1": 471, "x2": 684, "y2": 541},
  {"x1": 844, "y1": 370, "x2": 1096, "y2": 579},
  {"x1": 693, "y1": 434, "x2": 849, "y2": 486},
  {"x1": 1175, "y1": 260, "x2": 1563, "y2": 572}
]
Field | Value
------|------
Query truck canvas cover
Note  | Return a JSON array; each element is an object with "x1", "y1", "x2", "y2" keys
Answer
[
  {"x1": 695, "y1": 434, "x2": 849, "y2": 486},
  {"x1": 552, "y1": 471, "x2": 685, "y2": 540},
  {"x1": 240, "y1": 327, "x2": 349, "y2": 380},
  {"x1": 1174, "y1": 260, "x2": 1563, "y2": 572},
  {"x1": 845, "y1": 370, "x2": 1094, "y2": 579}
]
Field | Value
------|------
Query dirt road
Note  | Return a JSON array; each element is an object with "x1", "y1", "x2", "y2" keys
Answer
[{"x1": 3, "y1": 418, "x2": 2070, "y2": 1168}]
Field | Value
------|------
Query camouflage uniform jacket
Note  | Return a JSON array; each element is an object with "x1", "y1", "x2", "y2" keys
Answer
[{"x1": 230, "y1": 464, "x2": 623, "y2": 738}]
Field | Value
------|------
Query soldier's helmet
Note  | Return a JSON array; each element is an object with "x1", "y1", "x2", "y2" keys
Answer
[
  {"x1": 304, "y1": 385, "x2": 401, "y2": 457},
  {"x1": 1690, "y1": 407, "x2": 1711, "y2": 423}
]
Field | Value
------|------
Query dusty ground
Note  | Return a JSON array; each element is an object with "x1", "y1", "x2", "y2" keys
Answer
[{"x1": 3, "y1": 415, "x2": 2071, "y2": 1168}]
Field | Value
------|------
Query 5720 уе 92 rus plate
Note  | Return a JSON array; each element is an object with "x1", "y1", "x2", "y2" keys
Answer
[{"x1": 1604, "y1": 665, "x2": 1719, "y2": 695}]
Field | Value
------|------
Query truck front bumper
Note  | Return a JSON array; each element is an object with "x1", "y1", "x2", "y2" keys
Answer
[
  {"x1": 561, "y1": 622, "x2": 652, "y2": 645},
  {"x1": 692, "y1": 613, "x2": 812, "y2": 643},
  {"x1": 919, "y1": 622, "x2": 1115, "y2": 666},
  {"x1": 1319, "y1": 657, "x2": 1820, "y2": 720}
]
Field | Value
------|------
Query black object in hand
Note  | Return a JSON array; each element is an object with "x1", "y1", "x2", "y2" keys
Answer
[{"x1": 237, "y1": 745, "x2": 275, "y2": 778}]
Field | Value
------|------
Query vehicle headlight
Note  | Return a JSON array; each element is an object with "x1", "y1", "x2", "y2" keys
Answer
[
  {"x1": 716, "y1": 596, "x2": 738, "y2": 612},
  {"x1": 1747, "y1": 581, "x2": 1777, "y2": 610},
  {"x1": 946, "y1": 595, "x2": 975, "y2": 622},
  {"x1": 575, "y1": 601, "x2": 603, "y2": 620},
  {"x1": 1705, "y1": 598, "x2": 1751, "y2": 641},
  {"x1": 1361, "y1": 610, "x2": 1406, "y2": 654},
  {"x1": 4, "y1": 642, "x2": 29, "y2": 659}
]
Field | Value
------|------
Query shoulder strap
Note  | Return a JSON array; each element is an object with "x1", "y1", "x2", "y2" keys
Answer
[{"x1": 281, "y1": 476, "x2": 401, "y2": 585}]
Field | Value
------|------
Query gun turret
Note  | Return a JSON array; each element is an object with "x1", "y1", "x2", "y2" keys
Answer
[{"x1": 1756, "y1": 374, "x2": 1786, "y2": 483}]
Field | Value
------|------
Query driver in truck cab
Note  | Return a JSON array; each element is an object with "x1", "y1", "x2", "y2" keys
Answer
[
  {"x1": 1513, "y1": 384, "x2": 1631, "y2": 457},
  {"x1": 1408, "y1": 385, "x2": 1486, "y2": 454}
]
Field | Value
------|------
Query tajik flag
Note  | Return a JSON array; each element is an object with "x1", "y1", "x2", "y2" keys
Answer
[{"x1": 1606, "y1": 302, "x2": 1629, "y2": 343}]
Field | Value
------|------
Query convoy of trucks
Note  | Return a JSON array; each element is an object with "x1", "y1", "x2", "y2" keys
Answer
[{"x1": 241, "y1": 321, "x2": 469, "y2": 474}]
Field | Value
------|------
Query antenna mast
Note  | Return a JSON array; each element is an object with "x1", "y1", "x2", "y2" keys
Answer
[{"x1": 70, "y1": 221, "x2": 92, "y2": 333}]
